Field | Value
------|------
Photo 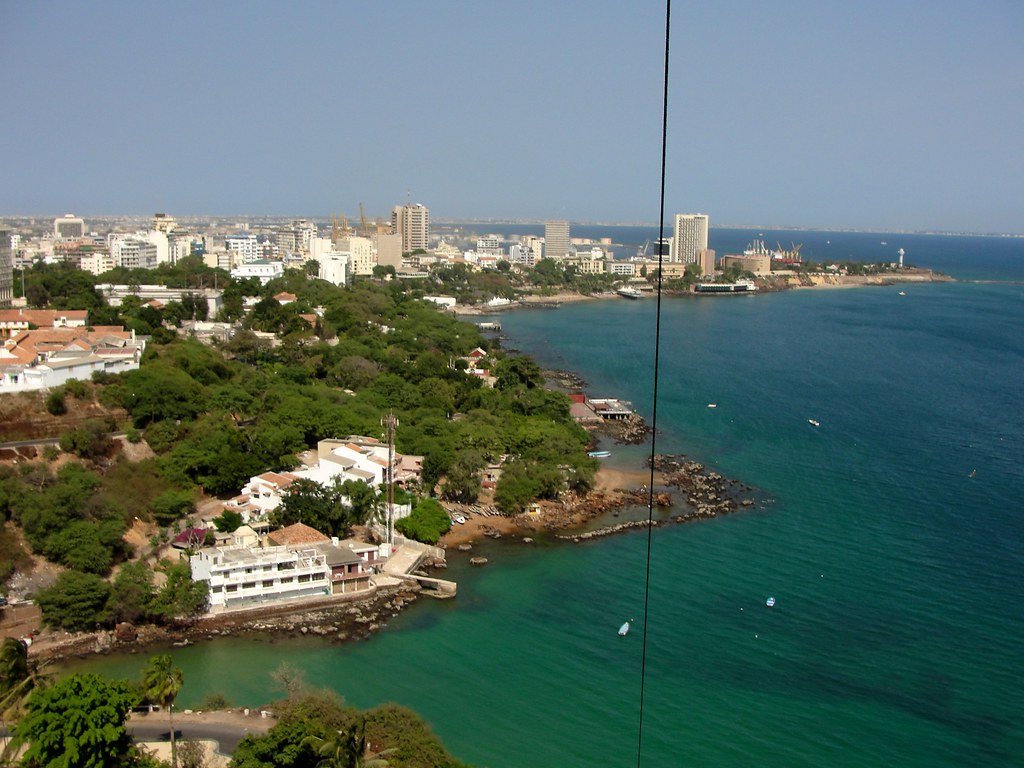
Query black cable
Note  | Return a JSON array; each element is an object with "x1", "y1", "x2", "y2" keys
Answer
[{"x1": 636, "y1": 1, "x2": 671, "y2": 766}]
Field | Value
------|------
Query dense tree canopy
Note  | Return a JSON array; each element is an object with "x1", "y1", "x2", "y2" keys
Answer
[{"x1": 13, "y1": 673, "x2": 138, "y2": 768}]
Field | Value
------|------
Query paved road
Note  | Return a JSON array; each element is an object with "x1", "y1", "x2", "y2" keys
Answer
[
  {"x1": 2, "y1": 717, "x2": 268, "y2": 756},
  {"x1": 127, "y1": 718, "x2": 266, "y2": 754}
]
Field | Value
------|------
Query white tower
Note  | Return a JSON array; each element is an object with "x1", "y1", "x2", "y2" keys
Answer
[{"x1": 898, "y1": 248, "x2": 905, "y2": 269}]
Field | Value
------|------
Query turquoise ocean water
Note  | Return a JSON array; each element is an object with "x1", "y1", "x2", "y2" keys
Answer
[{"x1": 74, "y1": 232, "x2": 1024, "y2": 767}]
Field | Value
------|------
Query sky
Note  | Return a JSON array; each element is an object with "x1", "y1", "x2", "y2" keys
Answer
[{"x1": 1, "y1": 0, "x2": 1022, "y2": 233}]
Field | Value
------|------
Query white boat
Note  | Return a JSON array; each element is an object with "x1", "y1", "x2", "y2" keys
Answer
[
  {"x1": 618, "y1": 621, "x2": 630, "y2": 636},
  {"x1": 617, "y1": 287, "x2": 644, "y2": 300},
  {"x1": 898, "y1": 291, "x2": 906, "y2": 296},
  {"x1": 808, "y1": 419, "x2": 820, "y2": 427},
  {"x1": 451, "y1": 514, "x2": 466, "y2": 524},
  {"x1": 707, "y1": 403, "x2": 717, "y2": 408},
  {"x1": 766, "y1": 596, "x2": 776, "y2": 607},
  {"x1": 588, "y1": 450, "x2": 611, "y2": 458}
]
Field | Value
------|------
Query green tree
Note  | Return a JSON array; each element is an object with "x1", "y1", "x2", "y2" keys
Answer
[
  {"x1": 395, "y1": 498, "x2": 450, "y2": 545},
  {"x1": 59, "y1": 419, "x2": 116, "y2": 461},
  {"x1": 107, "y1": 561, "x2": 156, "y2": 625},
  {"x1": 13, "y1": 673, "x2": 137, "y2": 768},
  {"x1": 0, "y1": 637, "x2": 28, "y2": 699},
  {"x1": 148, "y1": 563, "x2": 208, "y2": 621},
  {"x1": 273, "y1": 477, "x2": 365, "y2": 538},
  {"x1": 150, "y1": 489, "x2": 196, "y2": 526},
  {"x1": 45, "y1": 389, "x2": 67, "y2": 415},
  {"x1": 143, "y1": 655, "x2": 184, "y2": 768},
  {"x1": 36, "y1": 571, "x2": 112, "y2": 631},
  {"x1": 212, "y1": 509, "x2": 244, "y2": 533}
]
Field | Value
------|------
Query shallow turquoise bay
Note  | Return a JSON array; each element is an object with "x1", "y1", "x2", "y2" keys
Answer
[{"x1": 75, "y1": 241, "x2": 1024, "y2": 766}]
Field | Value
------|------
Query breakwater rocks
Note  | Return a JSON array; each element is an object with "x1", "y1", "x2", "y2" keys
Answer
[
  {"x1": 595, "y1": 413, "x2": 651, "y2": 444},
  {"x1": 544, "y1": 368, "x2": 588, "y2": 390},
  {"x1": 557, "y1": 519, "x2": 659, "y2": 542},
  {"x1": 649, "y1": 454, "x2": 755, "y2": 516}
]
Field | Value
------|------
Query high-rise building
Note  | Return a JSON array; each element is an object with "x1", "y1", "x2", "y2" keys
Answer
[
  {"x1": 0, "y1": 228, "x2": 12, "y2": 308},
  {"x1": 672, "y1": 214, "x2": 709, "y2": 264},
  {"x1": 108, "y1": 236, "x2": 158, "y2": 270},
  {"x1": 226, "y1": 233, "x2": 261, "y2": 264},
  {"x1": 544, "y1": 221, "x2": 570, "y2": 260},
  {"x1": 698, "y1": 248, "x2": 716, "y2": 277},
  {"x1": 391, "y1": 203, "x2": 429, "y2": 254},
  {"x1": 152, "y1": 213, "x2": 178, "y2": 234},
  {"x1": 54, "y1": 214, "x2": 86, "y2": 240},
  {"x1": 371, "y1": 232, "x2": 403, "y2": 270}
]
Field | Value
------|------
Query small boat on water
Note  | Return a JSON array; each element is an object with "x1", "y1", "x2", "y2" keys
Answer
[
  {"x1": 617, "y1": 287, "x2": 644, "y2": 300},
  {"x1": 766, "y1": 596, "x2": 776, "y2": 607},
  {"x1": 898, "y1": 291, "x2": 906, "y2": 296},
  {"x1": 707, "y1": 403, "x2": 717, "y2": 408},
  {"x1": 618, "y1": 621, "x2": 630, "y2": 636},
  {"x1": 588, "y1": 450, "x2": 611, "y2": 458},
  {"x1": 808, "y1": 419, "x2": 820, "y2": 427}
]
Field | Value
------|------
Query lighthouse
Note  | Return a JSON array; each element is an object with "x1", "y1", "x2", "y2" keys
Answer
[{"x1": 898, "y1": 248, "x2": 905, "y2": 269}]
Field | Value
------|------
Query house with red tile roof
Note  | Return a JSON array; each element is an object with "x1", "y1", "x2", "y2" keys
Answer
[{"x1": 0, "y1": 325, "x2": 145, "y2": 392}]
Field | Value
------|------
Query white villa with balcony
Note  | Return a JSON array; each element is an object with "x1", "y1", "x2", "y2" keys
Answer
[{"x1": 189, "y1": 522, "x2": 378, "y2": 611}]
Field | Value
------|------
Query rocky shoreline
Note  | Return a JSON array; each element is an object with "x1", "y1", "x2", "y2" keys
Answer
[{"x1": 39, "y1": 584, "x2": 423, "y2": 664}]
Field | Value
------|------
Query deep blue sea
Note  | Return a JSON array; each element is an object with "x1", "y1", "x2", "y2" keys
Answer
[{"x1": 74, "y1": 230, "x2": 1024, "y2": 767}]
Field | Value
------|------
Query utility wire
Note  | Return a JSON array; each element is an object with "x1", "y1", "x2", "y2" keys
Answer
[{"x1": 636, "y1": 1, "x2": 671, "y2": 766}]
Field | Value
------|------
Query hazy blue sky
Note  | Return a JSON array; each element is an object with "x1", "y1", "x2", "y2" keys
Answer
[{"x1": 2, "y1": 0, "x2": 1022, "y2": 232}]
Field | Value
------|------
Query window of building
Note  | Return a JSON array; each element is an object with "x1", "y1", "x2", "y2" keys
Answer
[
  {"x1": 242, "y1": 582, "x2": 255, "y2": 590},
  {"x1": 226, "y1": 584, "x2": 238, "y2": 593},
  {"x1": 281, "y1": 577, "x2": 294, "y2": 584},
  {"x1": 297, "y1": 574, "x2": 311, "y2": 583},
  {"x1": 263, "y1": 580, "x2": 274, "y2": 588}
]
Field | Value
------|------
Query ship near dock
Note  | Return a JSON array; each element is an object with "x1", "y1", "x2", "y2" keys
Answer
[{"x1": 694, "y1": 279, "x2": 758, "y2": 294}]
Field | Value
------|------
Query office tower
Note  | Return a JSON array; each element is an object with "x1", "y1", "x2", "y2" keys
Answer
[
  {"x1": 672, "y1": 213, "x2": 709, "y2": 264},
  {"x1": 391, "y1": 203, "x2": 429, "y2": 253},
  {"x1": 544, "y1": 220, "x2": 570, "y2": 260},
  {"x1": 0, "y1": 228, "x2": 12, "y2": 307},
  {"x1": 371, "y1": 232, "x2": 403, "y2": 270},
  {"x1": 152, "y1": 213, "x2": 178, "y2": 233},
  {"x1": 698, "y1": 248, "x2": 716, "y2": 276},
  {"x1": 54, "y1": 214, "x2": 86, "y2": 240}
]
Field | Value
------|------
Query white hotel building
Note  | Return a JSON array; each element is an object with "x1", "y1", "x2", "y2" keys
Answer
[{"x1": 190, "y1": 544, "x2": 331, "y2": 609}]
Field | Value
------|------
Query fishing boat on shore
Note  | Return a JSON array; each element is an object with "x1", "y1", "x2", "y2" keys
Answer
[{"x1": 588, "y1": 450, "x2": 611, "y2": 458}]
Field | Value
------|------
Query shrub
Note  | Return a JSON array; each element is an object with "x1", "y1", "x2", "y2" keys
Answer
[
  {"x1": 45, "y1": 389, "x2": 67, "y2": 415},
  {"x1": 198, "y1": 692, "x2": 232, "y2": 710},
  {"x1": 63, "y1": 379, "x2": 91, "y2": 400},
  {"x1": 36, "y1": 571, "x2": 112, "y2": 631},
  {"x1": 149, "y1": 490, "x2": 195, "y2": 526},
  {"x1": 396, "y1": 498, "x2": 451, "y2": 544}
]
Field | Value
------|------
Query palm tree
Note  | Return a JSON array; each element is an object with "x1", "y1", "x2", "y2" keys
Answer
[
  {"x1": 142, "y1": 654, "x2": 183, "y2": 768},
  {"x1": 305, "y1": 719, "x2": 394, "y2": 768}
]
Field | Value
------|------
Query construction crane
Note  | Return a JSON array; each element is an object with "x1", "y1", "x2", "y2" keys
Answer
[{"x1": 359, "y1": 202, "x2": 368, "y2": 234}]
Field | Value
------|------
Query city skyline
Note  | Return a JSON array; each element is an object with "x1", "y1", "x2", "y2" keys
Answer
[{"x1": 2, "y1": 1, "x2": 1022, "y2": 233}]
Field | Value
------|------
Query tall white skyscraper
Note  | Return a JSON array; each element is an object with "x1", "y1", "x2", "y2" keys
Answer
[
  {"x1": 391, "y1": 203, "x2": 430, "y2": 253},
  {"x1": 544, "y1": 220, "x2": 570, "y2": 260},
  {"x1": 672, "y1": 213, "x2": 709, "y2": 264}
]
